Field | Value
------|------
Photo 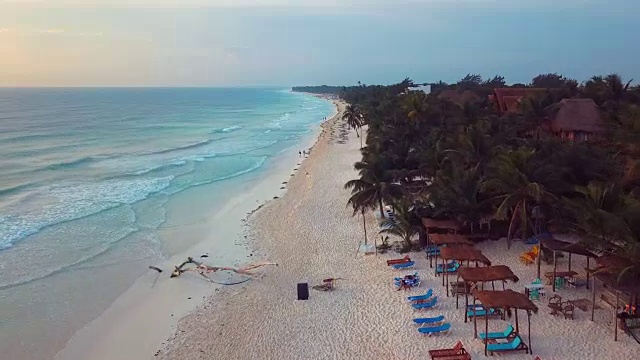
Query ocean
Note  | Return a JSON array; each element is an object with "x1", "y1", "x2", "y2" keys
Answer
[{"x1": 0, "y1": 88, "x2": 334, "y2": 359}]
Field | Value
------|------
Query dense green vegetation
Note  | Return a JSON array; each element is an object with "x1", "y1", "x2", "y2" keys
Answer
[
  {"x1": 341, "y1": 74, "x2": 640, "y2": 281},
  {"x1": 291, "y1": 85, "x2": 344, "y2": 94}
]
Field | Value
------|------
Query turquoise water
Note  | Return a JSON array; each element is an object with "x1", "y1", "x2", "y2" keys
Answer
[{"x1": 0, "y1": 88, "x2": 332, "y2": 358}]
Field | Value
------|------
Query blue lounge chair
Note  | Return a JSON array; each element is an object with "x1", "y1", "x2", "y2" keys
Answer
[
  {"x1": 435, "y1": 261, "x2": 460, "y2": 274},
  {"x1": 417, "y1": 322, "x2": 451, "y2": 336},
  {"x1": 394, "y1": 272, "x2": 418, "y2": 281},
  {"x1": 486, "y1": 335, "x2": 529, "y2": 355},
  {"x1": 467, "y1": 307, "x2": 501, "y2": 318},
  {"x1": 424, "y1": 245, "x2": 440, "y2": 256},
  {"x1": 392, "y1": 261, "x2": 415, "y2": 270},
  {"x1": 411, "y1": 297, "x2": 438, "y2": 310},
  {"x1": 436, "y1": 260, "x2": 456, "y2": 270},
  {"x1": 479, "y1": 324, "x2": 515, "y2": 340},
  {"x1": 407, "y1": 289, "x2": 433, "y2": 302},
  {"x1": 412, "y1": 314, "x2": 445, "y2": 325}
]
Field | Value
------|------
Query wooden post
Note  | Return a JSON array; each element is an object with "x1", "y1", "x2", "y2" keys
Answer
[
  {"x1": 484, "y1": 311, "x2": 489, "y2": 357},
  {"x1": 537, "y1": 243, "x2": 542, "y2": 280},
  {"x1": 442, "y1": 257, "x2": 446, "y2": 286},
  {"x1": 515, "y1": 308, "x2": 520, "y2": 334},
  {"x1": 615, "y1": 290, "x2": 619, "y2": 341},
  {"x1": 464, "y1": 289, "x2": 470, "y2": 323},
  {"x1": 428, "y1": 231, "x2": 433, "y2": 268},
  {"x1": 568, "y1": 253, "x2": 572, "y2": 272},
  {"x1": 552, "y1": 251, "x2": 558, "y2": 292},
  {"x1": 446, "y1": 258, "x2": 450, "y2": 296},
  {"x1": 362, "y1": 209, "x2": 368, "y2": 245},
  {"x1": 527, "y1": 310, "x2": 532, "y2": 354},
  {"x1": 456, "y1": 273, "x2": 460, "y2": 308},
  {"x1": 586, "y1": 257, "x2": 590, "y2": 289},
  {"x1": 473, "y1": 297, "x2": 478, "y2": 338},
  {"x1": 491, "y1": 281, "x2": 495, "y2": 290},
  {"x1": 433, "y1": 243, "x2": 438, "y2": 270},
  {"x1": 591, "y1": 276, "x2": 596, "y2": 321},
  {"x1": 374, "y1": 235, "x2": 378, "y2": 256}
]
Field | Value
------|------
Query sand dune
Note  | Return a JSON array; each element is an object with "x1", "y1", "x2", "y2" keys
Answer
[{"x1": 160, "y1": 101, "x2": 638, "y2": 360}]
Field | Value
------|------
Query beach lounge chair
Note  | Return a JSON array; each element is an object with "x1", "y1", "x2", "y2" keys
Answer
[
  {"x1": 412, "y1": 314, "x2": 445, "y2": 326},
  {"x1": 486, "y1": 335, "x2": 529, "y2": 355},
  {"x1": 479, "y1": 324, "x2": 515, "y2": 341},
  {"x1": 519, "y1": 246, "x2": 539, "y2": 265},
  {"x1": 428, "y1": 341, "x2": 471, "y2": 360},
  {"x1": 435, "y1": 261, "x2": 460, "y2": 274},
  {"x1": 436, "y1": 260, "x2": 457, "y2": 270},
  {"x1": 387, "y1": 256, "x2": 411, "y2": 266},
  {"x1": 467, "y1": 307, "x2": 501, "y2": 318},
  {"x1": 412, "y1": 297, "x2": 438, "y2": 310},
  {"x1": 392, "y1": 261, "x2": 415, "y2": 270},
  {"x1": 407, "y1": 289, "x2": 433, "y2": 302},
  {"x1": 424, "y1": 245, "x2": 440, "y2": 257},
  {"x1": 418, "y1": 322, "x2": 451, "y2": 336}
]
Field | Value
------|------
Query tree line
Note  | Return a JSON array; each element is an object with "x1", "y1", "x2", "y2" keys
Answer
[{"x1": 340, "y1": 73, "x2": 640, "y2": 282}]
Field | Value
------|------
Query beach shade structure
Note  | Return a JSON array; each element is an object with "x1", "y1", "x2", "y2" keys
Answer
[
  {"x1": 457, "y1": 265, "x2": 519, "y2": 314},
  {"x1": 440, "y1": 245, "x2": 491, "y2": 295},
  {"x1": 589, "y1": 255, "x2": 640, "y2": 341},
  {"x1": 422, "y1": 218, "x2": 461, "y2": 233},
  {"x1": 538, "y1": 238, "x2": 597, "y2": 292},
  {"x1": 471, "y1": 289, "x2": 538, "y2": 356},
  {"x1": 429, "y1": 233, "x2": 472, "y2": 268},
  {"x1": 422, "y1": 218, "x2": 461, "y2": 266}
]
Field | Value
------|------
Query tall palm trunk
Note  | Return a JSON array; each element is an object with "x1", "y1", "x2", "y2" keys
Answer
[
  {"x1": 359, "y1": 127, "x2": 363, "y2": 149},
  {"x1": 379, "y1": 198, "x2": 385, "y2": 218},
  {"x1": 361, "y1": 208, "x2": 368, "y2": 245}
]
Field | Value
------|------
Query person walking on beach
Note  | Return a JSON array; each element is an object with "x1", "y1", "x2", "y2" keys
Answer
[{"x1": 299, "y1": 150, "x2": 302, "y2": 157}]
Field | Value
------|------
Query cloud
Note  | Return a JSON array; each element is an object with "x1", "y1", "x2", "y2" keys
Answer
[
  {"x1": 40, "y1": 28, "x2": 65, "y2": 34},
  {"x1": 0, "y1": 0, "x2": 607, "y2": 7},
  {"x1": 34, "y1": 28, "x2": 104, "y2": 36}
]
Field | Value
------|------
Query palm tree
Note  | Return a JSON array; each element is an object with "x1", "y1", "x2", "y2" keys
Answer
[
  {"x1": 342, "y1": 104, "x2": 363, "y2": 140},
  {"x1": 379, "y1": 200, "x2": 420, "y2": 250},
  {"x1": 483, "y1": 147, "x2": 559, "y2": 248},
  {"x1": 345, "y1": 159, "x2": 406, "y2": 218}
]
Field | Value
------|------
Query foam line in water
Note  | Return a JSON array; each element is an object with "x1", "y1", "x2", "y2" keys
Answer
[
  {"x1": 163, "y1": 156, "x2": 268, "y2": 196},
  {"x1": 0, "y1": 176, "x2": 173, "y2": 249}
]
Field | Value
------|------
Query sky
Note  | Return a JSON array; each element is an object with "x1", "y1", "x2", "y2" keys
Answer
[{"x1": 0, "y1": 0, "x2": 639, "y2": 87}]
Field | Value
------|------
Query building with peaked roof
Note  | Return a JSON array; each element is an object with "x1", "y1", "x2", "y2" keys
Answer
[
  {"x1": 489, "y1": 88, "x2": 548, "y2": 114},
  {"x1": 544, "y1": 98, "x2": 604, "y2": 141}
]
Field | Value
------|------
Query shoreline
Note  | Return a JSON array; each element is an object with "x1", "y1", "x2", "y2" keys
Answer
[
  {"x1": 54, "y1": 95, "x2": 342, "y2": 360},
  {"x1": 158, "y1": 97, "x2": 639, "y2": 360}
]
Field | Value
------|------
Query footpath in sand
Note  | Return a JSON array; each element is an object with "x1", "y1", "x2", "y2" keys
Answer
[{"x1": 160, "y1": 110, "x2": 639, "y2": 360}]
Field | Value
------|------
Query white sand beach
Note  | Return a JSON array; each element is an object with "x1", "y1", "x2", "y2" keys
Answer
[{"x1": 157, "y1": 102, "x2": 639, "y2": 360}]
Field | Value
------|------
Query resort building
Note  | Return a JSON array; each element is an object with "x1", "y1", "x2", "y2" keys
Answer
[
  {"x1": 489, "y1": 88, "x2": 548, "y2": 114},
  {"x1": 543, "y1": 98, "x2": 604, "y2": 141}
]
